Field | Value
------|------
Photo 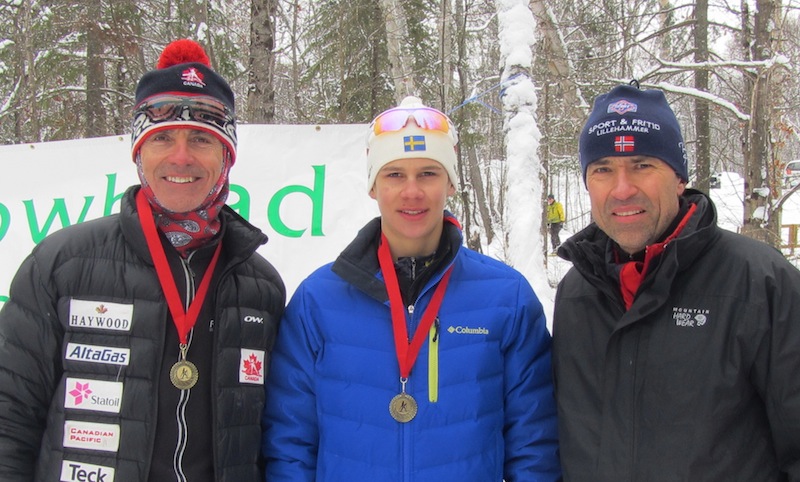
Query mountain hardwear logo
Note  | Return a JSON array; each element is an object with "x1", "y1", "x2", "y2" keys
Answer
[{"x1": 672, "y1": 306, "x2": 709, "y2": 327}]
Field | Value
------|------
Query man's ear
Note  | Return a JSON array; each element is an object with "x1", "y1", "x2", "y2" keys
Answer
[{"x1": 677, "y1": 175, "x2": 687, "y2": 196}]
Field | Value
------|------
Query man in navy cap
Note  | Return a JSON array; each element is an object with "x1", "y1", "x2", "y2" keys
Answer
[{"x1": 552, "y1": 81, "x2": 800, "y2": 481}]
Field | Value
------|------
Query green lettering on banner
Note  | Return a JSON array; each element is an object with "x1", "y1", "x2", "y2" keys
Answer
[
  {"x1": 104, "y1": 174, "x2": 125, "y2": 216},
  {"x1": 228, "y1": 184, "x2": 251, "y2": 220},
  {"x1": 268, "y1": 165, "x2": 326, "y2": 238},
  {"x1": 0, "y1": 202, "x2": 9, "y2": 241},
  {"x1": 24, "y1": 197, "x2": 94, "y2": 244},
  {"x1": 0, "y1": 295, "x2": 7, "y2": 304}
]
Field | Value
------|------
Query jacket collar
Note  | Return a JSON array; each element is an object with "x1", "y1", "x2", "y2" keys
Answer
[
  {"x1": 559, "y1": 189, "x2": 719, "y2": 306},
  {"x1": 332, "y1": 212, "x2": 462, "y2": 304}
]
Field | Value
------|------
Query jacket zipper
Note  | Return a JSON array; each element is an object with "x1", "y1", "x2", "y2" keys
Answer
[
  {"x1": 172, "y1": 255, "x2": 197, "y2": 482},
  {"x1": 428, "y1": 318, "x2": 439, "y2": 403},
  {"x1": 404, "y1": 302, "x2": 415, "y2": 482}
]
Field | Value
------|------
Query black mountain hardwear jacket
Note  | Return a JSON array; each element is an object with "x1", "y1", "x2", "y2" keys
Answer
[{"x1": 553, "y1": 189, "x2": 800, "y2": 481}]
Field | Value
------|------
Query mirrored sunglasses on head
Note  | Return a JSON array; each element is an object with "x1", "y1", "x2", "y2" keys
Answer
[
  {"x1": 371, "y1": 106, "x2": 456, "y2": 142},
  {"x1": 135, "y1": 94, "x2": 234, "y2": 129}
]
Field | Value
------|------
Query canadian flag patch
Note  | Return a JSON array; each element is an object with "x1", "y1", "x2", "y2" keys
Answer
[{"x1": 240, "y1": 349, "x2": 265, "y2": 385}]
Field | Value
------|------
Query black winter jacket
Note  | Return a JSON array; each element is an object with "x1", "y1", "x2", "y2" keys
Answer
[
  {"x1": 0, "y1": 186, "x2": 285, "y2": 481},
  {"x1": 553, "y1": 190, "x2": 800, "y2": 481}
]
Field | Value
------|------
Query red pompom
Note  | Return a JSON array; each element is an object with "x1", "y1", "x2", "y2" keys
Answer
[{"x1": 157, "y1": 39, "x2": 211, "y2": 69}]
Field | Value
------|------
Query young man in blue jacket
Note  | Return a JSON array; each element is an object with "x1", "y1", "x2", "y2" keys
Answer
[{"x1": 262, "y1": 96, "x2": 561, "y2": 481}]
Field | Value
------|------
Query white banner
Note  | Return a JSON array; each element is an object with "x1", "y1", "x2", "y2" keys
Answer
[{"x1": 0, "y1": 124, "x2": 377, "y2": 306}]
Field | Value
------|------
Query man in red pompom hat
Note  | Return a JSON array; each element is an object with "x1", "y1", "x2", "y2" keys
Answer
[{"x1": 0, "y1": 39, "x2": 285, "y2": 482}]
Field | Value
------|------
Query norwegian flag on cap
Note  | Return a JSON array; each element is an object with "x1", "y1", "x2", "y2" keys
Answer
[{"x1": 614, "y1": 135, "x2": 635, "y2": 152}]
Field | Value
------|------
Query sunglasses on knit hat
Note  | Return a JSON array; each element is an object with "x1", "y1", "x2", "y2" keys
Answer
[
  {"x1": 371, "y1": 106, "x2": 458, "y2": 143},
  {"x1": 134, "y1": 94, "x2": 234, "y2": 131}
]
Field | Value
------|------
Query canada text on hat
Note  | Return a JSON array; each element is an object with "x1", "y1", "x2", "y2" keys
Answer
[
  {"x1": 578, "y1": 84, "x2": 689, "y2": 183},
  {"x1": 130, "y1": 39, "x2": 237, "y2": 163},
  {"x1": 365, "y1": 96, "x2": 459, "y2": 192}
]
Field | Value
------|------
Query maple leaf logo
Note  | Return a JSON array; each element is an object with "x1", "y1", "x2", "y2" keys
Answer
[
  {"x1": 242, "y1": 353, "x2": 262, "y2": 376},
  {"x1": 95, "y1": 304, "x2": 108, "y2": 314},
  {"x1": 69, "y1": 382, "x2": 92, "y2": 405},
  {"x1": 181, "y1": 67, "x2": 206, "y2": 86}
]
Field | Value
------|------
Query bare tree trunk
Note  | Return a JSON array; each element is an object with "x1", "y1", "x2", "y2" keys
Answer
[
  {"x1": 248, "y1": 0, "x2": 277, "y2": 123},
  {"x1": 694, "y1": 0, "x2": 711, "y2": 192},
  {"x1": 12, "y1": 0, "x2": 40, "y2": 142},
  {"x1": 436, "y1": 0, "x2": 453, "y2": 107},
  {"x1": 740, "y1": 0, "x2": 754, "y2": 218},
  {"x1": 288, "y1": 0, "x2": 303, "y2": 119},
  {"x1": 452, "y1": 0, "x2": 494, "y2": 250},
  {"x1": 85, "y1": 0, "x2": 107, "y2": 138},
  {"x1": 529, "y1": 0, "x2": 588, "y2": 259},
  {"x1": 528, "y1": 0, "x2": 587, "y2": 116},
  {"x1": 377, "y1": 0, "x2": 416, "y2": 101},
  {"x1": 106, "y1": 0, "x2": 139, "y2": 135},
  {"x1": 742, "y1": 0, "x2": 775, "y2": 244}
]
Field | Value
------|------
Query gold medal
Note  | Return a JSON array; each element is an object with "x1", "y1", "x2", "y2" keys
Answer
[
  {"x1": 170, "y1": 359, "x2": 198, "y2": 390},
  {"x1": 389, "y1": 392, "x2": 418, "y2": 423}
]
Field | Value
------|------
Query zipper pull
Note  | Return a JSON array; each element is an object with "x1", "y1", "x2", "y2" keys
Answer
[
  {"x1": 433, "y1": 318, "x2": 440, "y2": 342},
  {"x1": 407, "y1": 304, "x2": 414, "y2": 315}
]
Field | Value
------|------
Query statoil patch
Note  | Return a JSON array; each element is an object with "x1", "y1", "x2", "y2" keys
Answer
[{"x1": 64, "y1": 378, "x2": 123, "y2": 414}]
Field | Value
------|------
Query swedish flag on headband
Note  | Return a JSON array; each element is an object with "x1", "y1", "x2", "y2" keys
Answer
[{"x1": 403, "y1": 135, "x2": 426, "y2": 152}]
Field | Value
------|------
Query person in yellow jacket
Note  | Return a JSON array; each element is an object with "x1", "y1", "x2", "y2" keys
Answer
[{"x1": 546, "y1": 194, "x2": 565, "y2": 253}]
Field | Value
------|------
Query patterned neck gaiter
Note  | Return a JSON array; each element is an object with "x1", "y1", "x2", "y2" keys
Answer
[{"x1": 135, "y1": 150, "x2": 231, "y2": 258}]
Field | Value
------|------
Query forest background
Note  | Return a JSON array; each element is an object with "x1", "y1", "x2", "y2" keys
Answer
[{"x1": 2, "y1": 0, "x2": 800, "y2": 271}]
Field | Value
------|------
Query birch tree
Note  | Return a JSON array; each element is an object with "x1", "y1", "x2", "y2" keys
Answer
[
  {"x1": 377, "y1": 0, "x2": 416, "y2": 101},
  {"x1": 248, "y1": 0, "x2": 277, "y2": 123}
]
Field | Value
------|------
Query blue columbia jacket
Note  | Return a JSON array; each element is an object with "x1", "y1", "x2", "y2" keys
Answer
[{"x1": 262, "y1": 215, "x2": 561, "y2": 481}]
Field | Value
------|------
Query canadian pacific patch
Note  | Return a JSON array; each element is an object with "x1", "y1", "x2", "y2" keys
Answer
[
  {"x1": 63, "y1": 420, "x2": 120, "y2": 452},
  {"x1": 69, "y1": 299, "x2": 133, "y2": 332}
]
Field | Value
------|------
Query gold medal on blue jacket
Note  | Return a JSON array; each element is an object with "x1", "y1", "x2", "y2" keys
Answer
[{"x1": 389, "y1": 392, "x2": 417, "y2": 423}]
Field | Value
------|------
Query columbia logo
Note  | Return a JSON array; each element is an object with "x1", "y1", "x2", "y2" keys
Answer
[
  {"x1": 672, "y1": 307, "x2": 709, "y2": 327},
  {"x1": 447, "y1": 325, "x2": 489, "y2": 335}
]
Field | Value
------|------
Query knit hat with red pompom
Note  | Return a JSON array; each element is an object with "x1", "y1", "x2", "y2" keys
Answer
[{"x1": 130, "y1": 39, "x2": 237, "y2": 163}]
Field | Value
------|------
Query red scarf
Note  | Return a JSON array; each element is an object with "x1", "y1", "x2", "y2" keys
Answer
[
  {"x1": 618, "y1": 203, "x2": 697, "y2": 310},
  {"x1": 135, "y1": 150, "x2": 231, "y2": 257}
]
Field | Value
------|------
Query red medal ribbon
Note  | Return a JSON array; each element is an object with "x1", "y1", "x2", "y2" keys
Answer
[
  {"x1": 136, "y1": 190, "x2": 222, "y2": 344},
  {"x1": 377, "y1": 232, "x2": 452, "y2": 379}
]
